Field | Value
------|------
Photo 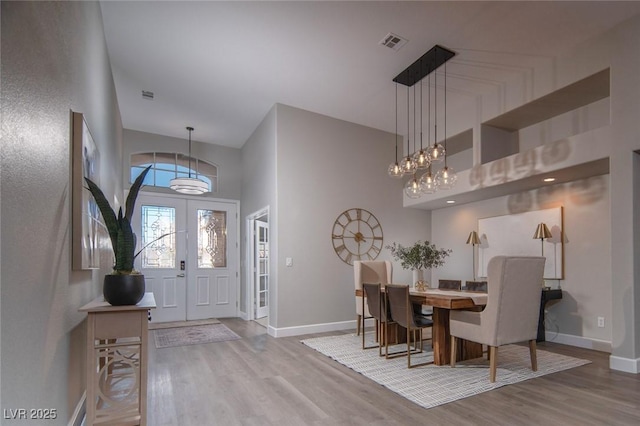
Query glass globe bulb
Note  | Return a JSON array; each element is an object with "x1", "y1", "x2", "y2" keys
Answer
[
  {"x1": 428, "y1": 143, "x2": 446, "y2": 163},
  {"x1": 387, "y1": 162, "x2": 403, "y2": 178},
  {"x1": 400, "y1": 155, "x2": 417, "y2": 175},
  {"x1": 404, "y1": 176, "x2": 422, "y2": 199},
  {"x1": 412, "y1": 149, "x2": 430, "y2": 170},
  {"x1": 435, "y1": 166, "x2": 457, "y2": 190},
  {"x1": 419, "y1": 171, "x2": 438, "y2": 194}
]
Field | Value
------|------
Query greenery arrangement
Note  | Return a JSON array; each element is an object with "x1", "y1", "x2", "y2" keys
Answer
[
  {"x1": 386, "y1": 240, "x2": 452, "y2": 271},
  {"x1": 84, "y1": 166, "x2": 151, "y2": 274}
]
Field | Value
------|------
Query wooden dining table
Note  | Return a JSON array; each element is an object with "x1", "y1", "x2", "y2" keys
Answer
[{"x1": 356, "y1": 287, "x2": 488, "y2": 366}]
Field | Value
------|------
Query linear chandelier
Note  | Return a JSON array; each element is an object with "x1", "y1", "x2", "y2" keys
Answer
[
  {"x1": 169, "y1": 126, "x2": 209, "y2": 195},
  {"x1": 387, "y1": 45, "x2": 457, "y2": 197}
]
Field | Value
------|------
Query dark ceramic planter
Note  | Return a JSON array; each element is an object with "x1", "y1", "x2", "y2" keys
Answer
[{"x1": 103, "y1": 274, "x2": 145, "y2": 306}]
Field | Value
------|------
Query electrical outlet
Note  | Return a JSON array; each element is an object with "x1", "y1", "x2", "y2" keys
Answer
[
  {"x1": 597, "y1": 317, "x2": 605, "y2": 328},
  {"x1": 285, "y1": 257, "x2": 293, "y2": 267}
]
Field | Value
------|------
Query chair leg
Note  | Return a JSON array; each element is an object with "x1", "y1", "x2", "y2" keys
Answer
[
  {"x1": 489, "y1": 346, "x2": 498, "y2": 382},
  {"x1": 450, "y1": 335, "x2": 457, "y2": 367},
  {"x1": 356, "y1": 314, "x2": 361, "y2": 335},
  {"x1": 529, "y1": 340, "x2": 538, "y2": 372}
]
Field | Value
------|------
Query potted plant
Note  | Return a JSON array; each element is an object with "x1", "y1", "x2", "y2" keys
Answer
[
  {"x1": 386, "y1": 240, "x2": 451, "y2": 289},
  {"x1": 84, "y1": 166, "x2": 151, "y2": 305}
]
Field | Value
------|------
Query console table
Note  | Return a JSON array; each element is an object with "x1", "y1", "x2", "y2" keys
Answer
[
  {"x1": 79, "y1": 292, "x2": 156, "y2": 426},
  {"x1": 538, "y1": 288, "x2": 562, "y2": 342}
]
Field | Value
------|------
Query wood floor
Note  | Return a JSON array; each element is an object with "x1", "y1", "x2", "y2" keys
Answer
[{"x1": 147, "y1": 318, "x2": 640, "y2": 425}]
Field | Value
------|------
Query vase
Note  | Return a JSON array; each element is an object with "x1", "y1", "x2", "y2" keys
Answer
[
  {"x1": 412, "y1": 269, "x2": 423, "y2": 287},
  {"x1": 103, "y1": 274, "x2": 145, "y2": 306}
]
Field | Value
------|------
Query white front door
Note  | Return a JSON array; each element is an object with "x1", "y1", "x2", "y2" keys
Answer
[
  {"x1": 134, "y1": 194, "x2": 238, "y2": 323},
  {"x1": 255, "y1": 220, "x2": 269, "y2": 319}
]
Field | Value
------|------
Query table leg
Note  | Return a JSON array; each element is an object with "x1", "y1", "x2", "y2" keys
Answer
[{"x1": 432, "y1": 308, "x2": 450, "y2": 366}]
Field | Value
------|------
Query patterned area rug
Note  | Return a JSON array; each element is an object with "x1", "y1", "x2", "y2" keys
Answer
[
  {"x1": 301, "y1": 333, "x2": 590, "y2": 410},
  {"x1": 154, "y1": 323, "x2": 241, "y2": 348}
]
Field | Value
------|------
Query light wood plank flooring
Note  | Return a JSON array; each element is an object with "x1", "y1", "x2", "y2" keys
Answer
[{"x1": 148, "y1": 318, "x2": 640, "y2": 425}]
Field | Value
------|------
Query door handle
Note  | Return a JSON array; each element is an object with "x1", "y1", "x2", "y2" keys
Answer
[{"x1": 177, "y1": 273, "x2": 185, "y2": 278}]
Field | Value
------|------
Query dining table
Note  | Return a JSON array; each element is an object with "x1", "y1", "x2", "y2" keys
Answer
[{"x1": 356, "y1": 286, "x2": 488, "y2": 366}]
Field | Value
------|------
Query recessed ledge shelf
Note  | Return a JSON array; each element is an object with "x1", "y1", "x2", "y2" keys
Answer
[{"x1": 406, "y1": 126, "x2": 611, "y2": 210}]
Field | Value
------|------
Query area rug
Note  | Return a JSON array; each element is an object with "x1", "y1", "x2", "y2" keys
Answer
[
  {"x1": 149, "y1": 318, "x2": 220, "y2": 330},
  {"x1": 301, "y1": 333, "x2": 590, "y2": 410},
  {"x1": 154, "y1": 323, "x2": 240, "y2": 348}
]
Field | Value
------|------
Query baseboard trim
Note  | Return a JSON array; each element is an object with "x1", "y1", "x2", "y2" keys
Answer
[
  {"x1": 269, "y1": 318, "x2": 370, "y2": 338},
  {"x1": 609, "y1": 355, "x2": 640, "y2": 373},
  {"x1": 545, "y1": 331, "x2": 611, "y2": 352},
  {"x1": 68, "y1": 390, "x2": 86, "y2": 426}
]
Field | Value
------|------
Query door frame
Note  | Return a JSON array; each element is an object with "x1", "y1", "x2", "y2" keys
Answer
[
  {"x1": 133, "y1": 190, "x2": 241, "y2": 320},
  {"x1": 245, "y1": 206, "x2": 269, "y2": 321}
]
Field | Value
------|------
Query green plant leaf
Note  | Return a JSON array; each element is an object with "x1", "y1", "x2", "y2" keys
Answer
[{"x1": 125, "y1": 165, "x2": 151, "y2": 222}]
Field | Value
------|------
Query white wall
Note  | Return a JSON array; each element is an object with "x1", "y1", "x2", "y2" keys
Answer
[
  {"x1": 274, "y1": 104, "x2": 431, "y2": 331},
  {"x1": 1, "y1": 1, "x2": 122, "y2": 421}
]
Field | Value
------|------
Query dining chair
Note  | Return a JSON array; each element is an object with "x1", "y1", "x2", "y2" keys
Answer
[
  {"x1": 465, "y1": 280, "x2": 488, "y2": 292},
  {"x1": 385, "y1": 284, "x2": 433, "y2": 368},
  {"x1": 353, "y1": 261, "x2": 392, "y2": 336},
  {"x1": 362, "y1": 283, "x2": 397, "y2": 355},
  {"x1": 450, "y1": 256, "x2": 545, "y2": 382},
  {"x1": 438, "y1": 279, "x2": 462, "y2": 290}
]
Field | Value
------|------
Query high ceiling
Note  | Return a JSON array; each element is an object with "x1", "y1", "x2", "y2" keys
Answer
[{"x1": 100, "y1": 1, "x2": 640, "y2": 148}]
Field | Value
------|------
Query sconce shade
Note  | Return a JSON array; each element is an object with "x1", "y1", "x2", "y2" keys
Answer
[
  {"x1": 466, "y1": 231, "x2": 481, "y2": 245},
  {"x1": 533, "y1": 223, "x2": 552, "y2": 240}
]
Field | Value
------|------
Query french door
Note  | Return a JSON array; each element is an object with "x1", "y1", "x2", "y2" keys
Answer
[
  {"x1": 255, "y1": 220, "x2": 269, "y2": 319},
  {"x1": 134, "y1": 194, "x2": 238, "y2": 323}
]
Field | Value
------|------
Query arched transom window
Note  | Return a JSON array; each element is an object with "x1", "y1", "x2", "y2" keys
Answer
[{"x1": 131, "y1": 152, "x2": 218, "y2": 193}]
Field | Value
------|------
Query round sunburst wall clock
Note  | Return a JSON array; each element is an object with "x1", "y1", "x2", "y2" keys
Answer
[{"x1": 331, "y1": 208, "x2": 383, "y2": 265}]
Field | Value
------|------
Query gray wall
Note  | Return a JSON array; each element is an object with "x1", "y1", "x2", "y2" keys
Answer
[
  {"x1": 240, "y1": 106, "x2": 277, "y2": 318},
  {"x1": 431, "y1": 175, "x2": 611, "y2": 348},
  {"x1": 1, "y1": 1, "x2": 122, "y2": 422},
  {"x1": 123, "y1": 128, "x2": 242, "y2": 201},
  {"x1": 274, "y1": 104, "x2": 431, "y2": 329}
]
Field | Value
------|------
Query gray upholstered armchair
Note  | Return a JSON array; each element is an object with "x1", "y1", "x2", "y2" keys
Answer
[
  {"x1": 449, "y1": 256, "x2": 545, "y2": 382},
  {"x1": 353, "y1": 260, "x2": 392, "y2": 335}
]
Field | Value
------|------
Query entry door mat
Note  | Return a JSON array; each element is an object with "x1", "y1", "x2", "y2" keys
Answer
[
  {"x1": 301, "y1": 333, "x2": 590, "y2": 410},
  {"x1": 154, "y1": 323, "x2": 241, "y2": 348}
]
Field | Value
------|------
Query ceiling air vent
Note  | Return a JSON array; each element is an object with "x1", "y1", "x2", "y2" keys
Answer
[
  {"x1": 142, "y1": 90, "x2": 154, "y2": 100},
  {"x1": 379, "y1": 33, "x2": 408, "y2": 51}
]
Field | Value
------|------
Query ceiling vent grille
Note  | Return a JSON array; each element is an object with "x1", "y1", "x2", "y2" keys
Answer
[
  {"x1": 142, "y1": 90, "x2": 154, "y2": 100},
  {"x1": 379, "y1": 33, "x2": 408, "y2": 51}
]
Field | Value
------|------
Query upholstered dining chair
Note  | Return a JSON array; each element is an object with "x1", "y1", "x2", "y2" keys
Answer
[
  {"x1": 353, "y1": 261, "x2": 392, "y2": 336},
  {"x1": 450, "y1": 256, "x2": 545, "y2": 382},
  {"x1": 362, "y1": 283, "x2": 397, "y2": 355},
  {"x1": 385, "y1": 284, "x2": 433, "y2": 368},
  {"x1": 465, "y1": 280, "x2": 488, "y2": 292},
  {"x1": 438, "y1": 279, "x2": 462, "y2": 290}
]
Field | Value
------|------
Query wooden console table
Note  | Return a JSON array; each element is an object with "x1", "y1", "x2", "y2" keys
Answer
[{"x1": 80, "y1": 292, "x2": 156, "y2": 426}]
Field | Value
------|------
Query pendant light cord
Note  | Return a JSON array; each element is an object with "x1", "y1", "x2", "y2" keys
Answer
[
  {"x1": 444, "y1": 60, "x2": 448, "y2": 168},
  {"x1": 395, "y1": 84, "x2": 398, "y2": 163},
  {"x1": 187, "y1": 126, "x2": 194, "y2": 178}
]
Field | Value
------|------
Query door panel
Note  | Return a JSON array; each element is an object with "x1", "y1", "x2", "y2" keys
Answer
[
  {"x1": 187, "y1": 199, "x2": 238, "y2": 320},
  {"x1": 255, "y1": 220, "x2": 269, "y2": 319},
  {"x1": 134, "y1": 196, "x2": 186, "y2": 323}
]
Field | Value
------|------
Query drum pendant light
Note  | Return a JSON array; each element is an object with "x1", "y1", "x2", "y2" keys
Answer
[{"x1": 169, "y1": 126, "x2": 209, "y2": 195}]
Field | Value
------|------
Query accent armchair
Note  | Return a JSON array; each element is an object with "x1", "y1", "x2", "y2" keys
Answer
[{"x1": 450, "y1": 256, "x2": 545, "y2": 382}]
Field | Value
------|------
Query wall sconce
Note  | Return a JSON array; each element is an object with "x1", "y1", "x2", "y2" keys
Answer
[
  {"x1": 466, "y1": 231, "x2": 481, "y2": 280},
  {"x1": 533, "y1": 223, "x2": 552, "y2": 256}
]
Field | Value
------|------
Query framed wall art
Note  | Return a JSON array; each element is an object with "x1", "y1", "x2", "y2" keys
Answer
[{"x1": 72, "y1": 111, "x2": 101, "y2": 270}]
